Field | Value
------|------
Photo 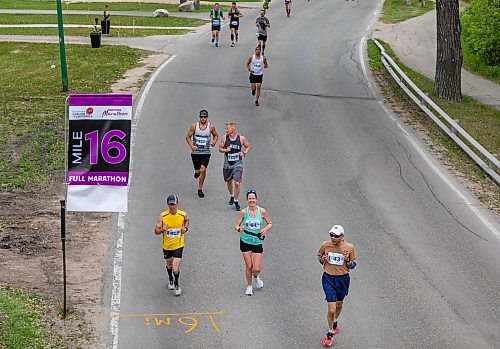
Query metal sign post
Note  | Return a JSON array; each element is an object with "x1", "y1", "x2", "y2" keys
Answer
[
  {"x1": 60, "y1": 199, "x2": 67, "y2": 319},
  {"x1": 56, "y1": 0, "x2": 69, "y2": 92}
]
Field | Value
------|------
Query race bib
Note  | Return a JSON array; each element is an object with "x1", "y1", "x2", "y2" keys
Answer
[
  {"x1": 166, "y1": 228, "x2": 181, "y2": 238},
  {"x1": 227, "y1": 153, "x2": 240, "y2": 162},
  {"x1": 253, "y1": 63, "x2": 262, "y2": 69},
  {"x1": 212, "y1": 18, "x2": 220, "y2": 26},
  {"x1": 327, "y1": 252, "x2": 344, "y2": 265},
  {"x1": 244, "y1": 219, "x2": 261, "y2": 230},
  {"x1": 231, "y1": 21, "x2": 238, "y2": 26},
  {"x1": 195, "y1": 137, "x2": 207, "y2": 147}
]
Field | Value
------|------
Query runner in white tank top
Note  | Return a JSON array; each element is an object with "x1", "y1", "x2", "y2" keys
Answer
[{"x1": 246, "y1": 46, "x2": 269, "y2": 106}]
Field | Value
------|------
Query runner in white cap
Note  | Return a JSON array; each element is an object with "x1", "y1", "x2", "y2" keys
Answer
[{"x1": 317, "y1": 225, "x2": 357, "y2": 347}]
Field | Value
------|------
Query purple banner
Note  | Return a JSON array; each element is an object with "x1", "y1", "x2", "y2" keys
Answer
[
  {"x1": 67, "y1": 172, "x2": 129, "y2": 186},
  {"x1": 69, "y1": 94, "x2": 132, "y2": 107}
]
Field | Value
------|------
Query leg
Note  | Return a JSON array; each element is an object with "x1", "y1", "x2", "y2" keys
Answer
[
  {"x1": 327, "y1": 302, "x2": 337, "y2": 331},
  {"x1": 251, "y1": 252, "x2": 262, "y2": 278},
  {"x1": 242, "y1": 251, "x2": 253, "y2": 285},
  {"x1": 234, "y1": 180, "x2": 241, "y2": 202},
  {"x1": 256, "y1": 83, "x2": 262, "y2": 102},
  {"x1": 212, "y1": 30, "x2": 215, "y2": 42},
  {"x1": 230, "y1": 28, "x2": 235, "y2": 42},
  {"x1": 172, "y1": 257, "x2": 182, "y2": 286},
  {"x1": 235, "y1": 29, "x2": 239, "y2": 42},
  {"x1": 334, "y1": 300, "x2": 344, "y2": 322},
  {"x1": 198, "y1": 165, "x2": 207, "y2": 190},
  {"x1": 226, "y1": 179, "x2": 234, "y2": 196},
  {"x1": 165, "y1": 257, "x2": 173, "y2": 269}
]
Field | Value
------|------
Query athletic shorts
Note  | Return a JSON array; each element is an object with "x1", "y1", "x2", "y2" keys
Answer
[
  {"x1": 322, "y1": 272, "x2": 350, "y2": 302},
  {"x1": 163, "y1": 247, "x2": 184, "y2": 259},
  {"x1": 191, "y1": 153, "x2": 211, "y2": 170},
  {"x1": 240, "y1": 240, "x2": 263, "y2": 253},
  {"x1": 249, "y1": 74, "x2": 263, "y2": 84},
  {"x1": 223, "y1": 166, "x2": 243, "y2": 182},
  {"x1": 212, "y1": 25, "x2": 221, "y2": 32},
  {"x1": 229, "y1": 23, "x2": 239, "y2": 30},
  {"x1": 257, "y1": 34, "x2": 268, "y2": 42},
  {"x1": 285, "y1": 0, "x2": 292, "y2": 3}
]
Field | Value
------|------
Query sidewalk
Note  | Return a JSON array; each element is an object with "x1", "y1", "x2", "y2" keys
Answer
[{"x1": 373, "y1": 10, "x2": 500, "y2": 110}]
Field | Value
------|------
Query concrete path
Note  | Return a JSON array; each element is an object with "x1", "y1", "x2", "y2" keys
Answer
[{"x1": 373, "y1": 10, "x2": 500, "y2": 110}]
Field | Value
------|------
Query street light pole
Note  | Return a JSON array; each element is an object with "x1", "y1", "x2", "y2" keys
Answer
[{"x1": 56, "y1": 0, "x2": 69, "y2": 92}]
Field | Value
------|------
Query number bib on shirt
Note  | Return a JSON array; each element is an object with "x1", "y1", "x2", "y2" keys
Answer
[
  {"x1": 244, "y1": 219, "x2": 261, "y2": 231},
  {"x1": 231, "y1": 20, "x2": 238, "y2": 26},
  {"x1": 195, "y1": 137, "x2": 207, "y2": 147},
  {"x1": 327, "y1": 252, "x2": 344, "y2": 265},
  {"x1": 227, "y1": 153, "x2": 239, "y2": 162},
  {"x1": 166, "y1": 228, "x2": 181, "y2": 238},
  {"x1": 212, "y1": 18, "x2": 220, "y2": 26}
]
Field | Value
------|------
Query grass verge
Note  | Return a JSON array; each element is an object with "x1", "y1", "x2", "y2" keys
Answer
[
  {"x1": 0, "y1": 42, "x2": 149, "y2": 188},
  {"x1": 0, "y1": 285, "x2": 53, "y2": 348},
  {"x1": 367, "y1": 39, "x2": 499, "y2": 211},
  {"x1": 0, "y1": 0, "x2": 220, "y2": 12},
  {"x1": 0, "y1": 27, "x2": 189, "y2": 36},
  {"x1": 380, "y1": 0, "x2": 435, "y2": 23}
]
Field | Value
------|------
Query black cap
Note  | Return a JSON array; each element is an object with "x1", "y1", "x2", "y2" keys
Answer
[
  {"x1": 166, "y1": 195, "x2": 179, "y2": 205},
  {"x1": 199, "y1": 109, "x2": 209, "y2": 117}
]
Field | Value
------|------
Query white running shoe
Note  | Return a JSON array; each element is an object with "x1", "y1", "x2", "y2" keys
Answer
[
  {"x1": 174, "y1": 284, "x2": 182, "y2": 296},
  {"x1": 245, "y1": 285, "x2": 253, "y2": 296},
  {"x1": 254, "y1": 276, "x2": 264, "y2": 289},
  {"x1": 167, "y1": 280, "x2": 175, "y2": 290}
]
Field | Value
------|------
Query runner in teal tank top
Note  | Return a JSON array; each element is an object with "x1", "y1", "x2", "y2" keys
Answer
[{"x1": 234, "y1": 189, "x2": 273, "y2": 296}]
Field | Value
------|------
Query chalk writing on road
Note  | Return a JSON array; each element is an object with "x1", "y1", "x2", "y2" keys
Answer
[{"x1": 111, "y1": 311, "x2": 223, "y2": 334}]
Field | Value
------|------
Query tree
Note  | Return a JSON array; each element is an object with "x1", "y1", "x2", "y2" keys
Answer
[{"x1": 434, "y1": 0, "x2": 463, "y2": 101}]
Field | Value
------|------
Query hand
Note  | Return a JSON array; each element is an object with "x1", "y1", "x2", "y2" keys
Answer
[
  {"x1": 321, "y1": 255, "x2": 328, "y2": 263},
  {"x1": 210, "y1": 141, "x2": 216, "y2": 147},
  {"x1": 181, "y1": 227, "x2": 187, "y2": 234},
  {"x1": 155, "y1": 221, "x2": 163, "y2": 230},
  {"x1": 225, "y1": 146, "x2": 232, "y2": 153},
  {"x1": 238, "y1": 151, "x2": 245, "y2": 158},
  {"x1": 249, "y1": 69, "x2": 254, "y2": 74},
  {"x1": 190, "y1": 144, "x2": 198, "y2": 151},
  {"x1": 162, "y1": 223, "x2": 169, "y2": 231},
  {"x1": 235, "y1": 226, "x2": 243, "y2": 232},
  {"x1": 343, "y1": 249, "x2": 350, "y2": 262}
]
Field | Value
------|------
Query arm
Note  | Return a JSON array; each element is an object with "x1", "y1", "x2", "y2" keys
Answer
[
  {"x1": 318, "y1": 243, "x2": 328, "y2": 264},
  {"x1": 246, "y1": 56, "x2": 253, "y2": 73},
  {"x1": 266, "y1": 19, "x2": 270, "y2": 28},
  {"x1": 181, "y1": 214, "x2": 190, "y2": 234},
  {"x1": 240, "y1": 135, "x2": 251, "y2": 157},
  {"x1": 260, "y1": 208, "x2": 272, "y2": 236},
  {"x1": 154, "y1": 214, "x2": 165, "y2": 235},
  {"x1": 234, "y1": 209, "x2": 246, "y2": 232},
  {"x1": 219, "y1": 134, "x2": 229, "y2": 153},
  {"x1": 210, "y1": 124, "x2": 219, "y2": 147},
  {"x1": 344, "y1": 246, "x2": 357, "y2": 269},
  {"x1": 263, "y1": 57, "x2": 269, "y2": 69},
  {"x1": 185, "y1": 123, "x2": 197, "y2": 151},
  {"x1": 239, "y1": 10, "x2": 243, "y2": 18}
]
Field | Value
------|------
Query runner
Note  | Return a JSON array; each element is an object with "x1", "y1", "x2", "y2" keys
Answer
[
  {"x1": 317, "y1": 225, "x2": 357, "y2": 347},
  {"x1": 234, "y1": 189, "x2": 272, "y2": 295},
  {"x1": 255, "y1": 9, "x2": 270, "y2": 55},
  {"x1": 210, "y1": 2, "x2": 225, "y2": 47},
  {"x1": 154, "y1": 195, "x2": 190, "y2": 296},
  {"x1": 228, "y1": 2, "x2": 243, "y2": 47},
  {"x1": 219, "y1": 122, "x2": 251, "y2": 211},
  {"x1": 285, "y1": 0, "x2": 292, "y2": 17},
  {"x1": 246, "y1": 46, "x2": 269, "y2": 106},
  {"x1": 185, "y1": 109, "x2": 219, "y2": 198}
]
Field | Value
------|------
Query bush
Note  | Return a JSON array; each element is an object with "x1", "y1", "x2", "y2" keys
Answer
[{"x1": 461, "y1": 0, "x2": 500, "y2": 67}]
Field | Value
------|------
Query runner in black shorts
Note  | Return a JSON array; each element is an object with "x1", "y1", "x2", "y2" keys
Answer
[
  {"x1": 246, "y1": 46, "x2": 268, "y2": 106},
  {"x1": 255, "y1": 9, "x2": 270, "y2": 55},
  {"x1": 285, "y1": 0, "x2": 292, "y2": 17},
  {"x1": 228, "y1": 2, "x2": 243, "y2": 47},
  {"x1": 210, "y1": 3, "x2": 225, "y2": 47}
]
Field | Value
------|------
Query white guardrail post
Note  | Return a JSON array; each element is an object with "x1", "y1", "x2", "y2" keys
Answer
[{"x1": 372, "y1": 39, "x2": 500, "y2": 185}]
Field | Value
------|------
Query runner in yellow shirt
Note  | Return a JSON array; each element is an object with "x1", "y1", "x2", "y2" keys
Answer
[{"x1": 154, "y1": 195, "x2": 190, "y2": 296}]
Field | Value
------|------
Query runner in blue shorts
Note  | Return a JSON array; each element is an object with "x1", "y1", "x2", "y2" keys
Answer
[{"x1": 317, "y1": 225, "x2": 357, "y2": 347}]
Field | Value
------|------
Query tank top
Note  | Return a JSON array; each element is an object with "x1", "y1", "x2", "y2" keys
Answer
[
  {"x1": 161, "y1": 209, "x2": 186, "y2": 250},
  {"x1": 240, "y1": 206, "x2": 264, "y2": 246},
  {"x1": 192, "y1": 121, "x2": 211, "y2": 155},
  {"x1": 229, "y1": 8, "x2": 240, "y2": 24},
  {"x1": 251, "y1": 55, "x2": 264, "y2": 76},
  {"x1": 211, "y1": 9, "x2": 223, "y2": 26},
  {"x1": 224, "y1": 134, "x2": 242, "y2": 167}
]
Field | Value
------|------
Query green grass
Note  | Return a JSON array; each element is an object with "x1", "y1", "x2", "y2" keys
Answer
[
  {"x1": 461, "y1": 39, "x2": 500, "y2": 84},
  {"x1": 0, "y1": 27, "x2": 189, "y2": 36},
  {"x1": 0, "y1": 0, "x2": 220, "y2": 12},
  {"x1": 0, "y1": 285, "x2": 52, "y2": 349},
  {"x1": 367, "y1": 39, "x2": 500, "y2": 199},
  {"x1": 380, "y1": 0, "x2": 435, "y2": 23},
  {"x1": 0, "y1": 42, "x2": 149, "y2": 188}
]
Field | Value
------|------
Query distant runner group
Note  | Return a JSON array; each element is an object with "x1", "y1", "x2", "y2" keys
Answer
[{"x1": 153, "y1": 2, "x2": 358, "y2": 347}]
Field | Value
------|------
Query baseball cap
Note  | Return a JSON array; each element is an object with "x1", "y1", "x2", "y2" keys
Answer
[
  {"x1": 166, "y1": 195, "x2": 179, "y2": 205},
  {"x1": 199, "y1": 109, "x2": 208, "y2": 117},
  {"x1": 329, "y1": 225, "x2": 344, "y2": 237},
  {"x1": 255, "y1": 46, "x2": 261, "y2": 51}
]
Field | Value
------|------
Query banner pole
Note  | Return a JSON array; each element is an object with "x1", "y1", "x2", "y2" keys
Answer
[{"x1": 60, "y1": 199, "x2": 67, "y2": 319}]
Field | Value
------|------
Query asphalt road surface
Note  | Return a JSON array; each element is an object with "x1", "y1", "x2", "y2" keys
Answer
[{"x1": 105, "y1": 1, "x2": 500, "y2": 348}]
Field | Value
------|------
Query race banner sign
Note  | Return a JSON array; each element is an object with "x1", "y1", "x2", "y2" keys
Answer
[{"x1": 66, "y1": 94, "x2": 132, "y2": 212}]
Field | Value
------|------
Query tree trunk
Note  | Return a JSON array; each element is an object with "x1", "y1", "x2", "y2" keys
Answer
[{"x1": 434, "y1": 0, "x2": 462, "y2": 101}]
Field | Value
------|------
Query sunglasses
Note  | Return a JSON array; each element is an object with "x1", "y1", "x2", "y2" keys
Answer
[
  {"x1": 329, "y1": 233, "x2": 342, "y2": 238},
  {"x1": 200, "y1": 115, "x2": 208, "y2": 118},
  {"x1": 246, "y1": 189, "x2": 257, "y2": 194}
]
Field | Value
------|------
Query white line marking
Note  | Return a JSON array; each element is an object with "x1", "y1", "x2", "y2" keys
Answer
[
  {"x1": 109, "y1": 54, "x2": 177, "y2": 349},
  {"x1": 358, "y1": 1, "x2": 499, "y2": 239}
]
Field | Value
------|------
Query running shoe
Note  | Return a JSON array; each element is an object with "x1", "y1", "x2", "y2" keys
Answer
[
  {"x1": 252, "y1": 88, "x2": 256, "y2": 96},
  {"x1": 215, "y1": 42, "x2": 218, "y2": 47},
  {"x1": 231, "y1": 42, "x2": 235, "y2": 47},
  {"x1": 212, "y1": 37, "x2": 215, "y2": 43},
  {"x1": 174, "y1": 284, "x2": 182, "y2": 296},
  {"x1": 333, "y1": 324, "x2": 339, "y2": 335},
  {"x1": 167, "y1": 279, "x2": 175, "y2": 290},
  {"x1": 228, "y1": 196, "x2": 234, "y2": 205},
  {"x1": 245, "y1": 285, "x2": 253, "y2": 296},
  {"x1": 198, "y1": 189, "x2": 205, "y2": 198},
  {"x1": 194, "y1": 171, "x2": 200, "y2": 178},
  {"x1": 234, "y1": 201, "x2": 241, "y2": 211},
  {"x1": 254, "y1": 276, "x2": 263, "y2": 289},
  {"x1": 323, "y1": 332, "x2": 333, "y2": 347},
  {"x1": 255, "y1": 101, "x2": 259, "y2": 106}
]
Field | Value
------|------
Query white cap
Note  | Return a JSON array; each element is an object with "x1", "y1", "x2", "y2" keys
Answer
[{"x1": 329, "y1": 225, "x2": 345, "y2": 237}]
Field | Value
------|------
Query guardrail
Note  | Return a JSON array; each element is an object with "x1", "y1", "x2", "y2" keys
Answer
[{"x1": 372, "y1": 39, "x2": 500, "y2": 185}]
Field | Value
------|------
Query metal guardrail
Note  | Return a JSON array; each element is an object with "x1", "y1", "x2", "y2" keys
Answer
[{"x1": 372, "y1": 39, "x2": 500, "y2": 185}]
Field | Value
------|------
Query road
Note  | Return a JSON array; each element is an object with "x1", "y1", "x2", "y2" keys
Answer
[{"x1": 104, "y1": 1, "x2": 500, "y2": 348}]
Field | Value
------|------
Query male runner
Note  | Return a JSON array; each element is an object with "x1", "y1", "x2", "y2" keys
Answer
[
  {"x1": 246, "y1": 46, "x2": 268, "y2": 106},
  {"x1": 255, "y1": 9, "x2": 270, "y2": 55},
  {"x1": 185, "y1": 109, "x2": 219, "y2": 198},
  {"x1": 228, "y1": 2, "x2": 243, "y2": 47},
  {"x1": 317, "y1": 225, "x2": 357, "y2": 347},
  {"x1": 154, "y1": 195, "x2": 190, "y2": 296},
  {"x1": 219, "y1": 122, "x2": 251, "y2": 211},
  {"x1": 234, "y1": 189, "x2": 272, "y2": 295},
  {"x1": 210, "y1": 2, "x2": 225, "y2": 47},
  {"x1": 285, "y1": 0, "x2": 292, "y2": 17}
]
